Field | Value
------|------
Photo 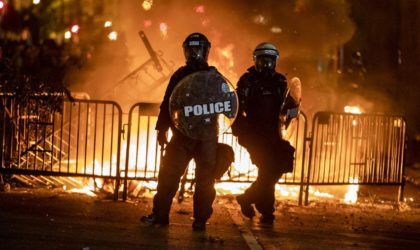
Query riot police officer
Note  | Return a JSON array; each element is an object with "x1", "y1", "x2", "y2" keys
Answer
[
  {"x1": 141, "y1": 33, "x2": 219, "y2": 231},
  {"x1": 232, "y1": 42, "x2": 300, "y2": 224}
]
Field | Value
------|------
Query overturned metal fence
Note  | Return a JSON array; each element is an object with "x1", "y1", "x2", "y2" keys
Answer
[{"x1": 1, "y1": 96, "x2": 407, "y2": 205}]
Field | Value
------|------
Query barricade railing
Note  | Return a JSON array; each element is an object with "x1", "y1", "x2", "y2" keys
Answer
[
  {"x1": 1, "y1": 97, "x2": 407, "y2": 205},
  {"x1": 0, "y1": 95, "x2": 123, "y2": 200},
  {"x1": 304, "y1": 112, "x2": 406, "y2": 204},
  {"x1": 121, "y1": 102, "x2": 308, "y2": 203}
]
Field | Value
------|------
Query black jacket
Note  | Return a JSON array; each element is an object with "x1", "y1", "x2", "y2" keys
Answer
[{"x1": 232, "y1": 66, "x2": 298, "y2": 138}]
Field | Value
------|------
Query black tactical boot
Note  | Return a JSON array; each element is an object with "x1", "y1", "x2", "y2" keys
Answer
[
  {"x1": 259, "y1": 214, "x2": 275, "y2": 225},
  {"x1": 192, "y1": 219, "x2": 207, "y2": 231},
  {"x1": 140, "y1": 213, "x2": 169, "y2": 226},
  {"x1": 236, "y1": 194, "x2": 256, "y2": 219}
]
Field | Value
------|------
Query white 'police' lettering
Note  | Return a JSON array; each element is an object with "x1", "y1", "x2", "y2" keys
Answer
[{"x1": 184, "y1": 101, "x2": 232, "y2": 117}]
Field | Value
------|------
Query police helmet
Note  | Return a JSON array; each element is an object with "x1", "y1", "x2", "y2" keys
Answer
[
  {"x1": 253, "y1": 42, "x2": 279, "y2": 73},
  {"x1": 183, "y1": 33, "x2": 211, "y2": 65}
]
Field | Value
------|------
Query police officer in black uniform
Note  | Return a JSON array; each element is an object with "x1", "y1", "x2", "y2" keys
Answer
[
  {"x1": 141, "y1": 33, "x2": 219, "y2": 231},
  {"x1": 232, "y1": 43, "x2": 299, "y2": 224}
]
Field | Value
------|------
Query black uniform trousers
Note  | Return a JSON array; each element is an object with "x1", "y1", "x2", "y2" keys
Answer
[
  {"x1": 152, "y1": 133, "x2": 217, "y2": 222},
  {"x1": 238, "y1": 132, "x2": 294, "y2": 217}
]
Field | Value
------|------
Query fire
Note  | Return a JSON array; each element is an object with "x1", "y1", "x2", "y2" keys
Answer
[
  {"x1": 68, "y1": 186, "x2": 97, "y2": 197},
  {"x1": 64, "y1": 177, "x2": 98, "y2": 197},
  {"x1": 344, "y1": 105, "x2": 363, "y2": 126},
  {"x1": 215, "y1": 183, "x2": 250, "y2": 195},
  {"x1": 120, "y1": 116, "x2": 162, "y2": 178},
  {"x1": 72, "y1": 108, "x2": 359, "y2": 205},
  {"x1": 344, "y1": 177, "x2": 359, "y2": 204},
  {"x1": 208, "y1": 44, "x2": 238, "y2": 83},
  {"x1": 276, "y1": 185, "x2": 299, "y2": 197},
  {"x1": 344, "y1": 105, "x2": 362, "y2": 114},
  {"x1": 218, "y1": 44, "x2": 235, "y2": 68}
]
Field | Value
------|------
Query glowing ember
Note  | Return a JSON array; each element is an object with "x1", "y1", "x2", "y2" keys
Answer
[
  {"x1": 21, "y1": 29, "x2": 30, "y2": 40},
  {"x1": 201, "y1": 18, "x2": 210, "y2": 27},
  {"x1": 404, "y1": 197, "x2": 414, "y2": 202},
  {"x1": 108, "y1": 31, "x2": 118, "y2": 41},
  {"x1": 49, "y1": 32, "x2": 57, "y2": 39},
  {"x1": 144, "y1": 19, "x2": 152, "y2": 28},
  {"x1": 159, "y1": 23, "x2": 168, "y2": 38},
  {"x1": 271, "y1": 26, "x2": 282, "y2": 33},
  {"x1": 71, "y1": 25, "x2": 80, "y2": 33},
  {"x1": 253, "y1": 14, "x2": 268, "y2": 25},
  {"x1": 64, "y1": 31, "x2": 72, "y2": 39},
  {"x1": 195, "y1": 5, "x2": 205, "y2": 13},
  {"x1": 142, "y1": 0, "x2": 153, "y2": 11},
  {"x1": 104, "y1": 21, "x2": 112, "y2": 28}
]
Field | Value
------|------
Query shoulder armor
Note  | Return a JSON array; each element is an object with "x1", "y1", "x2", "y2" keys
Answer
[
  {"x1": 274, "y1": 72, "x2": 287, "y2": 82},
  {"x1": 208, "y1": 66, "x2": 218, "y2": 72}
]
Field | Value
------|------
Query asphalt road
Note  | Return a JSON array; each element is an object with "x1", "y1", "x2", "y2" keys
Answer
[{"x1": 1, "y1": 183, "x2": 420, "y2": 249}]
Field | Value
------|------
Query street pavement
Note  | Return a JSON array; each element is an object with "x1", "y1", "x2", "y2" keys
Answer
[
  {"x1": 1, "y1": 180, "x2": 420, "y2": 250},
  {"x1": 406, "y1": 165, "x2": 420, "y2": 187}
]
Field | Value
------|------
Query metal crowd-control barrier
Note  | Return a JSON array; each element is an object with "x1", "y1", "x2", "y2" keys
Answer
[
  {"x1": 0, "y1": 96, "x2": 123, "y2": 200},
  {"x1": 304, "y1": 112, "x2": 407, "y2": 205},
  {"x1": 1, "y1": 96, "x2": 407, "y2": 205},
  {"x1": 121, "y1": 102, "x2": 308, "y2": 204},
  {"x1": 122, "y1": 103, "x2": 162, "y2": 200}
]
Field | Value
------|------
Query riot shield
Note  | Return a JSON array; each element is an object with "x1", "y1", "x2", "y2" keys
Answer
[
  {"x1": 169, "y1": 70, "x2": 238, "y2": 140},
  {"x1": 289, "y1": 77, "x2": 302, "y2": 103},
  {"x1": 280, "y1": 77, "x2": 302, "y2": 140}
]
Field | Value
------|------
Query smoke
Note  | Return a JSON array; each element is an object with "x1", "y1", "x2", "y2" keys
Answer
[{"x1": 68, "y1": 0, "x2": 356, "y2": 115}]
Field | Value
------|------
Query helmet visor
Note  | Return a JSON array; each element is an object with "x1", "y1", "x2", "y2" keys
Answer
[
  {"x1": 255, "y1": 55, "x2": 277, "y2": 73},
  {"x1": 184, "y1": 44, "x2": 208, "y2": 64}
]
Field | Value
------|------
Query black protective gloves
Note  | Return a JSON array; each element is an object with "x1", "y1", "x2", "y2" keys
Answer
[{"x1": 157, "y1": 130, "x2": 168, "y2": 146}]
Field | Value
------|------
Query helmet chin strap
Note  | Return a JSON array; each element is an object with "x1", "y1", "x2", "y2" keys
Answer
[
  {"x1": 186, "y1": 60, "x2": 208, "y2": 70},
  {"x1": 258, "y1": 68, "x2": 275, "y2": 78},
  {"x1": 255, "y1": 60, "x2": 276, "y2": 77}
]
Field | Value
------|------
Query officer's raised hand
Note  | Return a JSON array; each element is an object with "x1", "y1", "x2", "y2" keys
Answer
[{"x1": 157, "y1": 130, "x2": 168, "y2": 146}]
